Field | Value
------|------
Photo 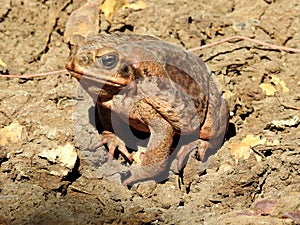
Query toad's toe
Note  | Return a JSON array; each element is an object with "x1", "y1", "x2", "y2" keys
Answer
[
  {"x1": 176, "y1": 140, "x2": 208, "y2": 172},
  {"x1": 90, "y1": 130, "x2": 133, "y2": 162}
]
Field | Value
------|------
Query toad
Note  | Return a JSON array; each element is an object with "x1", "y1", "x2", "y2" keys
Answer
[{"x1": 66, "y1": 33, "x2": 229, "y2": 186}]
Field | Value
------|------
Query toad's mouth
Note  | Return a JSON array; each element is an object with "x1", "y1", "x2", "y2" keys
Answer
[
  {"x1": 67, "y1": 70, "x2": 129, "y2": 88},
  {"x1": 66, "y1": 63, "x2": 129, "y2": 88}
]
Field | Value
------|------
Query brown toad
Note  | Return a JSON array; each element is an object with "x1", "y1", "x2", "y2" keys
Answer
[{"x1": 66, "y1": 33, "x2": 229, "y2": 186}]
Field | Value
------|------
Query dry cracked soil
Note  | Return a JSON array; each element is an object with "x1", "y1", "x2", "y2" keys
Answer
[{"x1": 0, "y1": 0, "x2": 299, "y2": 224}]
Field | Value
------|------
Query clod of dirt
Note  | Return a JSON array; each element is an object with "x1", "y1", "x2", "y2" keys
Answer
[
  {"x1": 64, "y1": 0, "x2": 100, "y2": 42},
  {"x1": 38, "y1": 142, "x2": 78, "y2": 176}
]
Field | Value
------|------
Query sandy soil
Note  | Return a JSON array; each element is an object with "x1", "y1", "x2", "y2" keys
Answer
[{"x1": 0, "y1": 0, "x2": 299, "y2": 224}]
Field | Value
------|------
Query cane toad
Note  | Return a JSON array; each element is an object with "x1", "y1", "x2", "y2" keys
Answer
[{"x1": 66, "y1": 33, "x2": 229, "y2": 186}]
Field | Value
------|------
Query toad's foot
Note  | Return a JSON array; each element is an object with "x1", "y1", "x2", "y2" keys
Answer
[
  {"x1": 176, "y1": 139, "x2": 209, "y2": 173},
  {"x1": 89, "y1": 130, "x2": 133, "y2": 162},
  {"x1": 122, "y1": 163, "x2": 167, "y2": 186}
]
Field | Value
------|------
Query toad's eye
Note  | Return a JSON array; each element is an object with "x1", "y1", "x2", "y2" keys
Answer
[{"x1": 100, "y1": 54, "x2": 118, "y2": 69}]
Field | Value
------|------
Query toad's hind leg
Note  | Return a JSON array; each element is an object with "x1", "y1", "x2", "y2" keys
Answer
[
  {"x1": 176, "y1": 96, "x2": 229, "y2": 172},
  {"x1": 123, "y1": 100, "x2": 175, "y2": 186}
]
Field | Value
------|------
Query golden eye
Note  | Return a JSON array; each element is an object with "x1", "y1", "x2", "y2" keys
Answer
[{"x1": 99, "y1": 54, "x2": 118, "y2": 69}]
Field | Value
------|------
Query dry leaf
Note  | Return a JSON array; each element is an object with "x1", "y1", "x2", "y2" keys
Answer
[
  {"x1": 100, "y1": 0, "x2": 127, "y2": 21},
  {"x1": 100, "y1": 0, "x2": 147, "y2": 21},
  {"x1": 132, "y1": 146, "x2": 146, "y2": 165},
  {"x1": 236, "y1": 199, "x2": 277, "y2": 216},
  {"x1": 64, "y1": 0, "x2": 100, "y2": 42},
  {"x1": 0, "y1": 58, "x2": 7, "y2": 68},
  {"x1": 254, "y1": 199, "x2": 277, "y2": 214},
  {"x1": 259, "y1": 83, "x2": 277, "y2": 96},
  {"x1": 124, "y1": 0, "x2": 147, "y2": 10},
  {"x1": 0, "y1": 122, "x2": 24, "y2": 146},
  {"x1": 229, "y1": 134, "x2": 266, "y2": 162},
  {"x1": 271, "y1": 76, "x2": 289, "y2": 93},
  {"x1": 259, "y1": 75, "x2": 289, "y2": 96}
]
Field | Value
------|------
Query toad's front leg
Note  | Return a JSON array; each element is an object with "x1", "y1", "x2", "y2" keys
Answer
[{"x1": 123, "y1": 100, "x2": 175, "y2": 186}]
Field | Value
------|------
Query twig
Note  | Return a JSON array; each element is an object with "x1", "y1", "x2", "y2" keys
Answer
[
  {"x1": 69, "y1": 185, "x2": 105, "y2": 206},
  {"x1": 275, "y1": 94, "x2": 300, "y2": 110},
  {"x1": 252, "y1": 144, "x2": 298, "y2": 152},
  {"x1": 0, "y1": 69, "x2": 68, "y2": 79},
  {"x1": 188, "y1": 35, "x2": 300, "y2": 53}
]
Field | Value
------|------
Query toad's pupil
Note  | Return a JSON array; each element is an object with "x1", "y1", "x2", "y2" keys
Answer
[{"x1": 101, "y1": 54, "x2": 117, "y2": 68}]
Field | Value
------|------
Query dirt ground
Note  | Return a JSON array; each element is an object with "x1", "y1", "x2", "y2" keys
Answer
[{"x1": 0, "y1": 0, "x2": 299, "y2": 224}]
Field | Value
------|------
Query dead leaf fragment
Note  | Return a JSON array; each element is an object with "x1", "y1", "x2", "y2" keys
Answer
[
  {"x1": 0, "y1": 58, "x2": 7, "y2": 68},
  {"x1": 100, "y1": 0, "x2": 147, "y2": 21},
  {"x1": 0, "y1": 122, "x2": 24, "y2": 146},
  {"x1": 99, "y1": 0, "x2": 127, "y2": 21},
  {"x1": 254, "y1": 199, "x2": 277, "y2": 214},
  {"x1": 271, "y1": 76, "x2": 289, "y2": 93},
  {"x1": 64, "y1": 0, "x2": 100, "y2": 42},
  {"x1": 236, "y1": 199, "x2": 277, "y2": 216},
  {"x1": 259, "y1": 83, "x2": 277, "y2": 96},
  {"x1": 132, "y1": 146, "x2": 146, "y2": 165},
  {"x1": 229, "y1": 134, "x2": 266, "y2": 162},
  {"x1": 259, "y1": 75, "x2": 289, "y2": 96}
]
